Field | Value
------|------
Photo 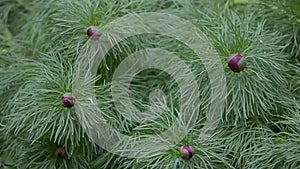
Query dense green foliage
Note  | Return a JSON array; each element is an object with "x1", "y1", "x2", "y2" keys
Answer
[{"x1": 0, "y1": 0, "x2": 299, "y2": 168}]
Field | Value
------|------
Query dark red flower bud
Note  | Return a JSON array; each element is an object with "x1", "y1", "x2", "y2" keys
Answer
[
  {"x1": 55, "y1": 147, "x2": 67, "y2": 159},
  {"x1": 180, "y1": 145, "x2": 195, "y2": 160},
  {"x1": 228, "y1": 54, "x2": 247, "y2": 72},
  {"x1": 62, "y1": 93, "x2": 75, "y2": 108},
  {"x1": 87, "y1": 26, "x2": 102, "y2": 40}
]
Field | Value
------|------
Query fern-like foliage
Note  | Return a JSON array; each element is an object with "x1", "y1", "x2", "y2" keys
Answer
[{"x1": 1, "y1": 0, "x2": 300, "y2": 169}]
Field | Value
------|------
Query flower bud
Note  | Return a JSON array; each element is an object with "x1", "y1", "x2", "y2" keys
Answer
[
  {"x1": 55, "y1": 147, "x2": 67, "y2": 159},
  {"x1": 61, "y1": 93, "x2": 75, "y2": 108},
  {"x1": 87, "y1": 26, "x2": 102, "y2": 40},
  {"x1": 180, "y1": 145, "x2": 195, "y2": 160},
  {"x1": 228, "y1": 54, "x2": 247, "y2": 72}
]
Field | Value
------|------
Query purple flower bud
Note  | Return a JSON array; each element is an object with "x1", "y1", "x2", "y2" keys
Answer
[
  {"x1": 87, "y1": 26, "x2": 101, "y2": 40},
  {"x1": 228, "y1": 54, "x2": 247, "y2": 72},
  {"x1": 180, "y1": 145, "x2": 195, "y2": 159},
  {"x1": 61, "y1": 93, "x2": 75, "y2": 108},
  {"x1": 55, "y1": 147, "x2": 67, "y2": 159}
]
